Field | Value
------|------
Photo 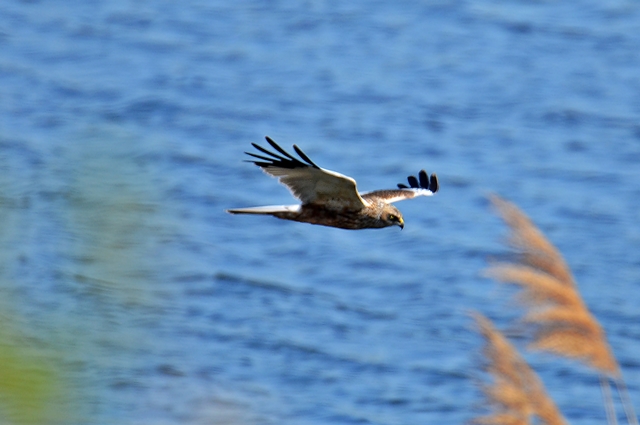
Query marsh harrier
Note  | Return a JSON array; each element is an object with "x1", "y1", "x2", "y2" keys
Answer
[{"x1": 227, "y1": 137, "x2": 439, "y2": 230}]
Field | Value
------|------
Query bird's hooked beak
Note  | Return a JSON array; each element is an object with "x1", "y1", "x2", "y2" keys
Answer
[{"x1": 398, "y1": 217, "x2": 404, "y2": 230}]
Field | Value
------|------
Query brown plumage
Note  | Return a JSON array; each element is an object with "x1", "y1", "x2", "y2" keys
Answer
[{"x1": 227, "y1": 137, "x2": 439, "y2": 230}]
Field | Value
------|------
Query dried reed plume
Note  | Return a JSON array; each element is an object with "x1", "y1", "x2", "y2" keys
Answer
[
  {"x1": 486, "y1": 195, "x2": 619, "y2": 376},
  {"x1": 485, "y1": 195, "x2": 638, "y2": 425},
  {"x1": 472, "y1": 312, "x2": 568, "y2": 425}
]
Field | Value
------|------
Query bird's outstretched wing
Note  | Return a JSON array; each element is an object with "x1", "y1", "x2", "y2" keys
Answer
[
  {"x1": 245, "y1": 137, "x2": 369, "y2": 210},
  {"x1": 362, "y1": 170, "x2": 439, "y2": 204}
]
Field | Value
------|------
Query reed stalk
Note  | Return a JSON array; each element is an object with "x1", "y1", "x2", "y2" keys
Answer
[
  {"x1": 472, "y1": 312, "x2": 568, "y2": 425},
  {"x1": 487, "y1": 195, "x2": 619, "y2": 376},
  {"x1": 485, "y1": 195, "x2": 638, "y2": 425}
]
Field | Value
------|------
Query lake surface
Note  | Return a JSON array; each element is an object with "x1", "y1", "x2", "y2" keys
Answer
[{"x1": 0, "y1": 1, "x2": 639, "y2": 424}]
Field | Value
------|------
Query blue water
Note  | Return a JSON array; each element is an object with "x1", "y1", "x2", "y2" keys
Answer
[{"x1": 1, "y1": 1, "x2": 639, "y2": 424}]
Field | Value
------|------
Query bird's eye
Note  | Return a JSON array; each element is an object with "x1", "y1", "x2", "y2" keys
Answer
[{"x1": 389, "y1": 214, "x2": 396, "y2": 221}]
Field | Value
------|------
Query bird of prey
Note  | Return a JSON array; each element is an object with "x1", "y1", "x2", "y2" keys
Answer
[{"x1": 227, "y1": 137, "x2": 439, "y2": 230}]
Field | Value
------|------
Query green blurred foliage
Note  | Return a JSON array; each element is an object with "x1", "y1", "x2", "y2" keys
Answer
[
  {"x1": 0, "y1": 127, "x2": 168, "y2": 424},
  {"x1": 0, "y1": 334, "x2": 68, "y2": 425}
]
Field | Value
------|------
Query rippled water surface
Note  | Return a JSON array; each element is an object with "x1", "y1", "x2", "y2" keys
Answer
[{"x1": 1, "y1": 1, "x2": 639, "y2": 424}]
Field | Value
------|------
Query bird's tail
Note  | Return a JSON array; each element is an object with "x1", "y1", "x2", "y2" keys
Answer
[{"x1": 226, "y1": 205, "x2": 300, "y2": 215}]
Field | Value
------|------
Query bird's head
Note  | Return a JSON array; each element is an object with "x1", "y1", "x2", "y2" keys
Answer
[{"x1": 381, "y1": 205, "x2": 404, "y2": 229}]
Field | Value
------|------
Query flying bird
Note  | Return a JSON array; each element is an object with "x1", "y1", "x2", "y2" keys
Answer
[{"x1": 227, "y1": 137, "x2": 439, "y2": 230}]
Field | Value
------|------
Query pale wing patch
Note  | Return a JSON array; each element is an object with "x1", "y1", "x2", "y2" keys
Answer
[
  {"x1": 362, "y1": 189, "x2": 433, "y2": 204},
  {"x1": 362, "y1": 170, "x2": 439, "y2": 205}
]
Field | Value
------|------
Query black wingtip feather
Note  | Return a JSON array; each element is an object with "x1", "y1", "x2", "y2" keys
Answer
[
  {"x1": 293, "y1": 144, "x2": 320, "y2": 168},
  {"x1": 248, "y1": 161, "x2": 273, "y2": 167},
  {"x1": 430, "y1": 173, "x2": 439, "y2": 193},
  {"x1": 251, "y1": 142, "x2": 283, "y2": 160},
  {"x1": 265, "y1": 137, "x2": 297, "y2": 161},
  {"x1": 418, "y1": 170, "x2": 429, "y2": 188},
  {"x1": 397, "y1": 183, "x2": 408, "y2": 189},
  {"x1": 407, "y1": 175, "x2": 419, "y2": 188},
  {"x1": 245, "y1": 151, "x2": 275, "y2": 162},
  {"x1": 244, "y1": 137, "x2": 320, "y2": 170}
]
